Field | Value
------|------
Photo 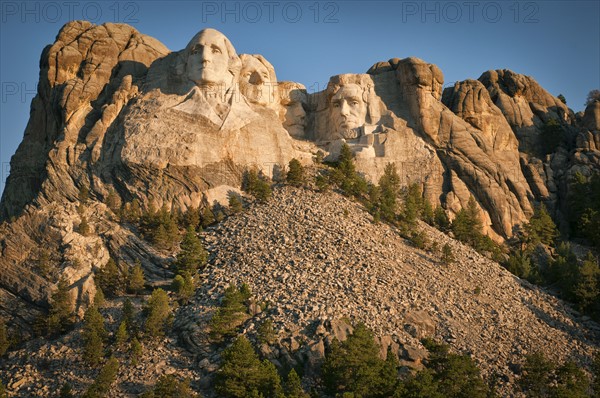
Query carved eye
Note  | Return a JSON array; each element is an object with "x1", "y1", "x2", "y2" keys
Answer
[
  {"x1": 351, "y1": 100, "x2": 359, "y2": 106},
  {"x1": 212, "y1": 47, "x2": 222, "y2": 54}
]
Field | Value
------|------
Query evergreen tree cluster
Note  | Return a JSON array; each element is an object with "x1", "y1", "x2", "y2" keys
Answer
[
  {"x1": 0, "y1": 318, "x2": 9, "y2": 357},
  {"x1": 94, "y1": 258, "x2": 147, "y2": 298},
  {"x1": 139, "y1": 204, "x2": 180, "y2": 250},
  {"x1": 286, "y1": 158, "x2": 306, "y2": 187},
  {"x1": 216, "y1": 321, "x2": 496, "y2": 398},
  {"x1": 503, "y1": 202, "x2": 600, "y2": 318},
  {"x1": 210, "y1": 284, "x2": 252, "y2": 342},
  {"x1": 140, "y1": 374, "x2": 199, "y2": 398},
  {"x1": 243, "y1": 169, "x2": 273, "y2": 202},
  {"x1": 540, "y1": 119, "x2": 566, "y2": 156},
  {"x1": 569, "y1": 172, "x2": 600, "y2": 250},
  {"x1": 517, "y1": 351, "x2": 595, "y2": 398},
  {"x1": 82, "y1": 357, "x2": 119, "y2": 398},
  {"x1": 450, "y1": 196, "x2": 501, "y2": 258}
]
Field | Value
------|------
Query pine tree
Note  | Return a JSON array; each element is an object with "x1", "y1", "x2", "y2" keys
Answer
[
  {"x1": 0, "y1": 381, "x2": 7, "y2": 398},
  {"x1": 82, "y1": 357, "x2": 119, "y2": 398},
  {"x1": 228, "y1": 193, "x2": 244, "y2": 214},
  {"x1": 379, "y1": 163, "x2": 401, "y2": 223},
  {"x1": 79, "y1": 185, "x2": 90, "y2": 205},
  {"x1": 47, "y1": 277, "x2": 74, "y2": 335},
  {"x1": 210, "y1": 284, "x2": 250, "y2": 341},
  {"x1": 257, "y1": 319, "x2": 275, "y2": 345},
  {"x1": 105, "y1": 189, "x2": 120, "y2": 213},
  {"x1": 558, "y1": 94, "x2": 567, "y2": 104},
  {"x1": 0, "y1": 318, "x2": 9, "y2": 356},
  {"x1": 421, "y1": 338, "x2": 489, "y2": 398},
  {"x1": 59, "y1": 383, "x2": 74, "y2": 398},
  {"x1": 286, "y1": 158, "x2": 305, "y2": 187},
  {"x1": 130, "y1": 337, "x2": 142, "y2": 365},
  {"x1": 115, "y1": 321, "x2": 129, "y2": 348},
  {"x1": 573, "y1": 252, "x2": 600, "y2": 312},
  {"x1": 182, "y1": 206, "x2": 201, "y2": 231},
  {"x1": 79, "y1": 216, "x2": 91, "y2": 236},
  {"x1": 83, "y1": 328, "x2": 104, "y2": 366},
  {"x1": 451, "y1": 197, "x2": 483, "y2": 248},
  {"x1": 176, "y1": 226, "x2": 208, "y2": 274},
  {"x1": 141, "y1": 374, "x2": 198, "y2": 398},
  {"x1": 128, "y1": 261, "x2": 145, "y2": 295},
  {"x1": 201, "y1": 206, "x2": 216, "y2": 228},
  {"x1": 95, "y1": 258, "x2": 122, "y2": 297},
  {"x1": 254, "y1": 179, "x2": 272, "y2": 203},
  {"x1": 402, "y1": 182, "x2": 424, "y2": 226},
  {"x1": 553, "y1": 361, "x2": 589, "y2": 398},
  {"x1": 518, "y1": 352, "x2": 553, "y2": 397},
  {"x1": 172, "y1": 272, "x2": 195, "y2": 303},
  {"x1": 322, "y1": 323, "x2": 392, "y2": 397},
  {"x1": 215, "y1": 336, "x2": 283, "y2": 398},
  {"x1": 122, "y1": 298, "x2": 135, "y2": 332},
  {"x1": 380, "y1": 346, "x2": 400, "y2": 394},
  {"x1": 124, "y1": 199, "x2": 142, "y2": 223},
  {"x1": 524, "y1": 204, "x2": 558, "y2": 248},
  {"x1": 441, "y1": 243, "x2": 455, "y2": 265},
  {"x1": 37, "y1": 249, "x2": 52, "y2": 278},
  {"x1": 94, "y1": 286, "x2": 105, "y2": 308},
  {"x1": 82, "y1": 305, "x2": 107, "y2": 366},
  {"x1": 285, "y1": 369, "x2": 309, "y2": 398},
  {"x1": 433, "y1": 206, "x2": 450, "y2": 231},
  {"x1": 592, "y1": 352, "x2": 600, "y2": 398},
  {"x1": 505, "y1": 250, "x2": 535, "y2": 282},
  {"x1": 144, "y1": 289, "x2": 171, "y2": 338}
]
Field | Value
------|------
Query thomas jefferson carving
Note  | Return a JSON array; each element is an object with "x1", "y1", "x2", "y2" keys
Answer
[
  {"x1": 239, "y1": 54, "x2": 278, "y2": 109},
  {"x1": 278, "y1": 81, "x2": 307, "y2": 139}
]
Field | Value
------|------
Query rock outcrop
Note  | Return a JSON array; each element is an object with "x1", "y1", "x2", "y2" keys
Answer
[
  {"x1": 1, "y1": 187, "x2": 598, "y2": 397},
  {"x1": 1, "y1": 20, "x2": 599, "y2": 349}
]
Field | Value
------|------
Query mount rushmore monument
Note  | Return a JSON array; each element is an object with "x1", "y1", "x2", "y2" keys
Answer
[{"x1": 0, "y1": 21, "x2": 599, "y2": 326}]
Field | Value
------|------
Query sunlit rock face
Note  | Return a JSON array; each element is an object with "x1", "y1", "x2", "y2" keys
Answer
[{"x1": 2, "y1": 22, "x2": 598, "y2": 329}]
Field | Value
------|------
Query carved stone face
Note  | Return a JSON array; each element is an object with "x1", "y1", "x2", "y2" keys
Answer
[
  {"x1": 330, "y1": 84, "x2": 367, "y2": 138},
  {"x1": 186, "y1": 29, "x2": 231, "y2": 88},
  {"x1": 280, "y1": 86, "x2": 307, "y2": 138},
  {"x1": 240, "y1": 55, "x2": 275, "y2": 106}
]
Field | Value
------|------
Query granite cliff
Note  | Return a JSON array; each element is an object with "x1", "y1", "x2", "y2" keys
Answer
[{"x1": 0, "y1": 21, "x2": 599, "y2": 396}]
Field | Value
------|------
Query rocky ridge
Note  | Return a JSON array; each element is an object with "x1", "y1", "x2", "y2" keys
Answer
[
  {"x1": 1, "y1": 186, "x2": 599, "y2": 397},
  {"x1": 178, "y1": 186, "x2": 599, "y2": 395}
]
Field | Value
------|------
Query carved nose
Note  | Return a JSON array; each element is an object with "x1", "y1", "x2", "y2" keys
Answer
[
  {"x1": 200, "y1": 48, "x2": 212, "y2": 63},
  {"x1": 340, "y1": 101, "x2": 350, "y2": 115}
]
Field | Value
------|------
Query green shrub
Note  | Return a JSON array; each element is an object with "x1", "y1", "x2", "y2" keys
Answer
[
  {"x1": 144, "y1": 289, "x2": 171, "y2": 339},
  {"x1": 140, "y1": 374, "x2": 199, "y2": 398},
  {"x1": 0, "y1": 319, "x2": 8, "y2": 357},
  {"x1": 215, "y1": 336, "x2": 283, "y2": 398},
  {"x1": 46, "y1": 277, "x2": 75, "y2": 336},
  {"x1": 322, "y1": 323, "x2": 397, "y2": 397},
  {"x1": 287, "y1": 158, "x2": 305, "y2": 187},
  {"x1": 540, "y1": 119, "x2": 565, "y2": 155},
  {"x1": 82, "y1": 357, "x2": 119, "y2": 398},
  {"x1": 441, "y1": 243, "x2": 455, "y2": 265},
  {"x1": 228, "y1": 193, "x2": 244, "y2": 214},
  {"x1": 128, "y1": 261, "x2": 145, "y2": 295},
  {"x1": 210, "y1": 284, "x2": 251, "y2": 342},
  {"x1": 176, "y1": 226, "x2": 208, "y2": 275}
]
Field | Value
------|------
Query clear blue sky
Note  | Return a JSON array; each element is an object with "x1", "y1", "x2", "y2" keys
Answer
[{"x1": 1, "y1": 0, "x2": 599, "y2": 195}]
